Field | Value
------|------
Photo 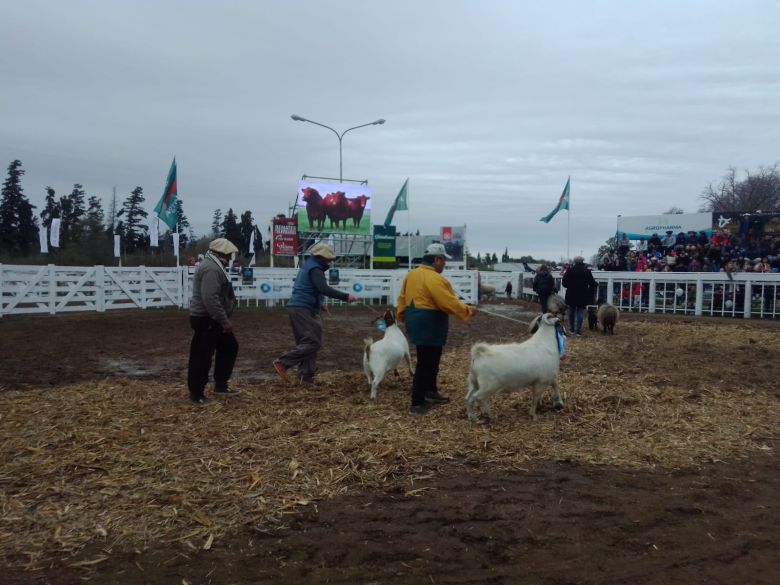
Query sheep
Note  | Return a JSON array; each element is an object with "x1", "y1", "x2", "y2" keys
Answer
[
  {"x1": 479, "y1": 284, "x2": 497, "y2": 302},
  {"x1": 465, "y1": 313, "x2": 565, "y2": 423},
  {"x1": 363, "y1": 309, "x2": 414, "y2": 400},
  {"x1": 587, "y1": 305, "x2": 598, "y2": 330},
  {"x1": 596, "y1": 300, "x2": 619, "y2": 334},
  {"x1": 546, "y1": 293, "x2": 567, "y2": 317}
]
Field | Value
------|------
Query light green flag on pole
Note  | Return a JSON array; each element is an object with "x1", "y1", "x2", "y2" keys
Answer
[
  {"x1": 384, "y1": 178, "x2": 409, "y2": 227},
  {"x1": 153, "y1": 158, "x2": 178, "y2": 230},
  {"x1": 539, "y1": 176, "x2": 570, "y2": 223}
]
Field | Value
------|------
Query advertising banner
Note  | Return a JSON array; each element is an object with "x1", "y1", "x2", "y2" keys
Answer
[
  {"x1": 616, "y1": 213, "x2": 712, "y2": 240},
  {"x1": 373, "y1": 225, "x2": 397, "y2": 262},
  {"x1": 440, "y1": 225, "x2": 465, "y2": 261},
  {"x1": 713, "y1": 211, "x2": 780, "y2": 238},
  {"x1": 272, "y1": 216, "x2": 299, "y2": 255},
  {"x1": 295, "y1": 180, "x2": 372, "y2": 235}
]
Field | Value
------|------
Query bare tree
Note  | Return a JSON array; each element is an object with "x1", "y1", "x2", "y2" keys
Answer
[
  {"x1": 662, "y1": 206, "x2": 684, "y2": 214},
  {"x1": 700, "y1": 164, "x2": 780, "y2": 212}
]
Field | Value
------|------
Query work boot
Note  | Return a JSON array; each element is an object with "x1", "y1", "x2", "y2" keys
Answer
[
  {"x1": 424, "y1": 391, "x2": 450, "y2": 404},
  {"x1": 409, "y1": 404, "x2": 432, "y2": 415}
]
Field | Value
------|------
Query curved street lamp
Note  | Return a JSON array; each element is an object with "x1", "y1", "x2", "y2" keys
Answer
[{"x1": 290, "y1": 114, "x2": 386, "y2": 182}]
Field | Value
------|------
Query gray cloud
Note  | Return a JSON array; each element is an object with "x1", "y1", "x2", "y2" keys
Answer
[{"x1": 1, "y1": 0, "x2": 778, "y2": 261}]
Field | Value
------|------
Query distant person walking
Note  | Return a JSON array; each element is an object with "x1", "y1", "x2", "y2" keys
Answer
[
  {"x1": 187, "y1": 238, "x2": 241, "y2": 406},
  {"x1": 505, "y1": 280, "x2": 513, "y2": 299},
  {"x1": 532, "y1": 265, "x2": 555, "y2": 312},
  {"x1": 274, "y1": 243, "x2": 356, "y2": 384},
  {"x1": 397, "y1": 243, "x2": 477, "y2": 415},
  {"x1": 561, "y1": 256, "x2": 597, "y2": 336}
]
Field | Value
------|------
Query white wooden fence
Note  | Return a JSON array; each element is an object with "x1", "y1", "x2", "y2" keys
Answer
[
  {"x1": 0, "y1": 264, "x2": 478, "y2": 317},
  {"x1": 2, "y1": 264, "x2": 777, "y2": 319},
  {"x1": 519, "y1": 270, "x2": 780, "y2": 319}
]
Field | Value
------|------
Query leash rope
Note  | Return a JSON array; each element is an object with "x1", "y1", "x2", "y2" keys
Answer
[{"x1": 477, "y1": 308, "x2": 533, "y2": 326}]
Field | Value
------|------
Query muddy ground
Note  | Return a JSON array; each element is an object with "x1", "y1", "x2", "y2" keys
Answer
[{"x1": 1, "y1": 301, "x2": 778, "y2": 584}]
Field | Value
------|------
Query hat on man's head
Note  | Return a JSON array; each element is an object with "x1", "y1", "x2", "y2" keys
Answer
[
  {"x1": 423, "y1": 243, "x2": 452, "y2": 259},
  {"x1": 308, "y1": 242, "x2": 336, "y2": 260},
  {"x1": 209, "y1": 238, "x2": 239, "y2": 256},
  {"x1": 666, "y1": 230, "x2": 674, "y2": 234}
]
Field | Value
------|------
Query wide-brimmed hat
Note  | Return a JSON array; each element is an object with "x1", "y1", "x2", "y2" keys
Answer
[
  {"x1": 424, "y1": 243, "x2": 452, "y2": 259},
  {"x1": 208, "y1": 238, "x2": 239, "y2": 256},
  {"x1": 308, "y1": 242, "x2": 336, "y2": 260}
]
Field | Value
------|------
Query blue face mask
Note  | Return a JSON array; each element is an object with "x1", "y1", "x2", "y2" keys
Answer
[{"x1": 376, "y1": 319, "x2": 387, "y2": 333}]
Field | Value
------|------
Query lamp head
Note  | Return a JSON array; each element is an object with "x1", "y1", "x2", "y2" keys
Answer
[
  {"x1": 373, "y1": 119, "x2": 386, "y2": 125},
  {"x1": 291, "y1": 114, "x2": 306, "y2": 122}
]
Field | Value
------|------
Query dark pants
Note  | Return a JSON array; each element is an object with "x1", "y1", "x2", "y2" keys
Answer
[
  {"x1": 187, "y1": 315, "x2": 238, "y2": 399},
  {"x1": 278, "y1": 307, "x2": 322, "y2": 382},
  {"x1": 538, "y1": 293, "x2": 551, "y2": 313},
  {"x1": 411, "y1": 345, "x2": 443, "y2": 406}
]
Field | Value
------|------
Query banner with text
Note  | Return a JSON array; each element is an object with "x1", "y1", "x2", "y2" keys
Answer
[
  {"x1": 272, "y1": 216, "x2": 299, "y2": 256},
  {"x1": 441, "y1": 225, "x2": 465, "y2": 261},
  {"x1": 616, "y1": 213, "x2": 712, "y2": 240},
  {"x1": 373, "y1": 225, "x2": 397, "y2": 262}
]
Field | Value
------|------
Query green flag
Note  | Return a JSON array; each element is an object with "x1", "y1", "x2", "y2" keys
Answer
[
  {"x1": 539, "y1": 177, "x2": 570, "y2": 223},
  {"x1": 384, "y1": 178, "x2": 409, "y2": 226},
  {"x1": 154, "y1": 158, "x2": 178, "y2": 230}
]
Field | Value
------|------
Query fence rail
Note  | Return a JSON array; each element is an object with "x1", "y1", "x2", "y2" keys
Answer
[{"x1": 2, "y1": 264, "x2": 778, "y2": 319}]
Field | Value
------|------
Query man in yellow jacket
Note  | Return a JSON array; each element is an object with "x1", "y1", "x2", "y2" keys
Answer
[{"x1": 397, "y1": 243, "x2": 477, "y2": 415}]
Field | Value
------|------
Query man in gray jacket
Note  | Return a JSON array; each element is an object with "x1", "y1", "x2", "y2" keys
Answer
[{"x1": 188, "y1": 238, "x2": 240, "y2": 405}]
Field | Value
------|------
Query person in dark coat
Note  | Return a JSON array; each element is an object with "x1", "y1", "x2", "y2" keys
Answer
[
  {"x1": 532, "y1": 265, "x2": 555, "y2": 312},
  {"x1": 561, "y1": 256, "x2": 597, "y2": 336}
]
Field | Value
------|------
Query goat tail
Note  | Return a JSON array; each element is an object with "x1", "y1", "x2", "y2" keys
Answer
[
  {"x1": 363, "y1": 337, "x2": 374, "y2": 358},
  {"x1": 470, "y1": 342, "x2": 492, "y2": 361}
]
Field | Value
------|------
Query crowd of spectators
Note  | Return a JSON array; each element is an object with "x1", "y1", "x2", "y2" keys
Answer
[{"x1": 597, "y1": 229, "x2": 780, "y2": 273}]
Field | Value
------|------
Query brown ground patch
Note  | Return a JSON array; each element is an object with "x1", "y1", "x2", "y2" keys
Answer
[{"x1": 1, "y1": 301, "x2": 778, "y2": 584}]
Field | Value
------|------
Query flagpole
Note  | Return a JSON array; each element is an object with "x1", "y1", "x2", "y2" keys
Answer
[
  {"x1": 176, "y1": 222, "x2": 180, "y2": 268},
  {"x1": 407, "y1": 210, "x2": 411, "y2": 270},
  {"x1": 567, "y1": 204, "x2": 571, "y2": 260}
]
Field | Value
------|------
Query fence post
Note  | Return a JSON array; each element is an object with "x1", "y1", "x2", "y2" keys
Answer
[
  {"x1": 96, "y1": 265, "x2": 105, "y2": 312},
  {"x1": 744, "y1": 279, "x2": 752, "y2": 319},
  {"x1": 0, "y1": 263, "x2": 4, "y2": 318},
  {"x1": 606, "y1": 276, "x2": 615, "y2": 305},
  {"x1": 48, "y1": 264, "x2": 56, "y2": 315},
  {"x1": 648, "y1": 278, "x2": 656, "y2": 313},
  {"x1": 180, "y1": 266, "x2": 186, "y2": 309},
  {"x1": 694, "y1": 275, "x2": 703, "y2": 316},
  {"x1": 139, "y1": 265, "x2": 147, "y2": 309}
]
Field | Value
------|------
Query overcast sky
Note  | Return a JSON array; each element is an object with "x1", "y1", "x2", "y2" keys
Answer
[{"x1": 2, "y1": 0, "x2": 778, "y2": 261}]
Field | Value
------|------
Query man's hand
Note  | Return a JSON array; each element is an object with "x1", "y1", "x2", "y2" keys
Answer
[
  {"x1": 223, "y1": 324, "x2": 234, "y2": 335},
  {"x1": 321, "y1": 304, "x2": 330, "y2": 315},
  {"x1": 347, "y1": 294, "x2": 357, "y2": 303}
]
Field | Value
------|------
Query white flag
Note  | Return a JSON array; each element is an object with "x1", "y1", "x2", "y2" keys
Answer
[
  {"x1": 149, "y1": 220, "x2": 159, "y2": 247},
  {"x1": 114, "y1": 235, "x2": 121, "y2": 257},
  {"x1": 39, "y1": 227, "x2": 49, "y2": 253},
  {"x1": 50, "y1": 218, "x2": 61, "y2": 247},
  {"x1": 248, "y1": 229, "x2": 255, "y2": 266},
  {"x1": 172, "y1": 232, "x2": 180, "y2": 257}
]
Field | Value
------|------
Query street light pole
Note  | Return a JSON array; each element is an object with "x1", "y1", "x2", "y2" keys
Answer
[{"x1": 291, "y1": 115, "x2": 385, "y2": 182}]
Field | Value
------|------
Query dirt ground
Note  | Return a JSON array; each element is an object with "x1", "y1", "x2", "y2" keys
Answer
[{"x1": 1, "y1": 300, "x2": 779, "y2": 584}]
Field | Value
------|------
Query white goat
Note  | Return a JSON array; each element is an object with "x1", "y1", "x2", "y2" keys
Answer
[
  {"x1": 363, "y1": 309, "x2": 414, "y2": 400},
  {"x1": 465, "y1": 313, "x2": 564, "y2": 423}
]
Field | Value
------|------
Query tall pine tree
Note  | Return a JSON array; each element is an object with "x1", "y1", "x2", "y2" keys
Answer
[
  {"x1": 117, "y1": 186, "x2": 148, "y2": 253},
  {"x1": 0, "y1": 160, "x2": 38, "y2": 256},
  {"x1": 239, "y1": 210, "x2": 254, "y2": 257},
  {"x1": 40, "y1": 187, "x2": 61, "y2": 229},
  {"x1": 221, "y1": 208, "x2": 241, "y2": 248},
  {"x1": 211, "y1": 209, "x2": 223, "y2": 237}
]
